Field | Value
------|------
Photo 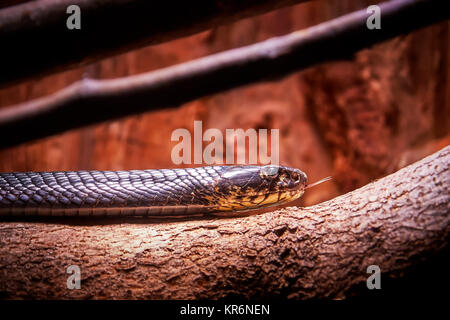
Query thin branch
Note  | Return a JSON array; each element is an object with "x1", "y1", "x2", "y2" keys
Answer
[
  {"x1": 0, "y1": 146, "x2": 448, "y2": 299},
  {"x1": 0, "y1": 0, "x2": 310, "y2": 87},
  {"x1": 0, "y1": 0, "x2": 448, "y2": 149}
]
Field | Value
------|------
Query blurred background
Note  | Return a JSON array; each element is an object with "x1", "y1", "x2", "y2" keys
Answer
[{"x1": 0, "y1": 0, "x2": 448, "y2": 208}]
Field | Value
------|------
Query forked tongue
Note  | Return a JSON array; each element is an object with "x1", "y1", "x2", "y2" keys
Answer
[{"x1": 305, "y1": 176, "x2": 332, "y2": 189}]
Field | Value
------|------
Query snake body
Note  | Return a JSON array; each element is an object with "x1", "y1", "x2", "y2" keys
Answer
[{"x1": 0, "y1": 165, "x2": 307, "y2": 218}]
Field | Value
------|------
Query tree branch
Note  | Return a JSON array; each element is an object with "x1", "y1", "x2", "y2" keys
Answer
[
  {"x1": 0, "y1": 146, "x2": 448, "y2": 299},
  {"x1": 0, "y1": 0, "x2": 310, "y2": 87},
  {"x1": 0, "y1": 0, "x2": 448, "y2": 149}
]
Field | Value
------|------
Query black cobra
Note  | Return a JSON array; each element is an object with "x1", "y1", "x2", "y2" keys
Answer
[{"x1": 0, "y1": 165, "x2": 307, "y2": 218}]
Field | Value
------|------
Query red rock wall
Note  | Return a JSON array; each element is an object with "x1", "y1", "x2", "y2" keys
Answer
[{"x1": 0, "y1": 0, "x2": 448, "y2": 206}]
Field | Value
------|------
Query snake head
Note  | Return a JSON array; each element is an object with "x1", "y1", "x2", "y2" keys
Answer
[
  {"x1": 259, "y1": 165, "x2": 307, "y2": 191},
  {"x1": 212, "y1": 165, "x2": 307, "y2": 212}
]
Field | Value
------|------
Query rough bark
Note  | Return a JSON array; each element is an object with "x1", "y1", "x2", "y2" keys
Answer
[
  {"x1": 0, "y1": 0, "x2": 310, "y2": 87},
  {"x1": 0, "y1": 146, "x2": 448, "y2": 299},
  {"x1": 0, "y1": 0, "x2": 448, "y2": 149}
]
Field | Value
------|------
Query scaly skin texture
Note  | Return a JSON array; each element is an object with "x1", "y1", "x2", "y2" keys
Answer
[
  {"x1": 0, "y1": 166, "x2": 306, "y2": 217},
  {"x1": 0, "y1": 146, "x2": 448, "y2": 299}
]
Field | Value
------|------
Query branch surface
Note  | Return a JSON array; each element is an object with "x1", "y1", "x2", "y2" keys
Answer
[
  {"x1": 0, "y1": 0, "x2": 448, "y2": 149},
  {"x1": 0, "y1": 146, "x2": 448, "y2": 299},
  {"x1": 0, "y1": 0, "x2": 310, "y2": 87}
]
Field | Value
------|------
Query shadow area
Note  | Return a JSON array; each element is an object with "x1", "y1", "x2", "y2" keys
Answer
[
  {"x1": 346, "y1": 245, "x2": 450, "y2": 301},
  {"x1": 0, "y1": 205, "x2": 285, "y2": 226},
  {"x1": 0, "y1": 211, "x2": 261, "y2": 226}
]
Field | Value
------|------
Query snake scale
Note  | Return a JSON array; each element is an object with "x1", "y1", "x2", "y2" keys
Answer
[{"x1": 0, "y1": 165, "x2": 308, "y2": 218}]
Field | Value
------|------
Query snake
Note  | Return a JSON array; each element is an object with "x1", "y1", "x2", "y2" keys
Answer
[{"x1": 0, "y1": 165, "x2": 309, "y2": 218}]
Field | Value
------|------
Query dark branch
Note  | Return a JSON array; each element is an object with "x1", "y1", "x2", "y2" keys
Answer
[
  {"x1": 0, "y1": 0, "x2": 448, "y2": 149},
  {"x1": 0, "y1": 0, "x2": 310, "y2": 87}
]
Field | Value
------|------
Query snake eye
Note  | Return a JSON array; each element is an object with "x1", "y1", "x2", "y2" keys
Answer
[{"x1": 260, "y1": 165, "x2": 279, "y2": 179}]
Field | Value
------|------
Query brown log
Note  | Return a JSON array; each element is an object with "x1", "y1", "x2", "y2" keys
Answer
[
  {"x1": 0, "y1": 0, "x2": 311, "y2": 87},
  {"x1": 0, "y1": 146, "x2": 448, "y2": 299},
  {"x1": 0, "y1": 0, "x2": 449, "y2": 149}
]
